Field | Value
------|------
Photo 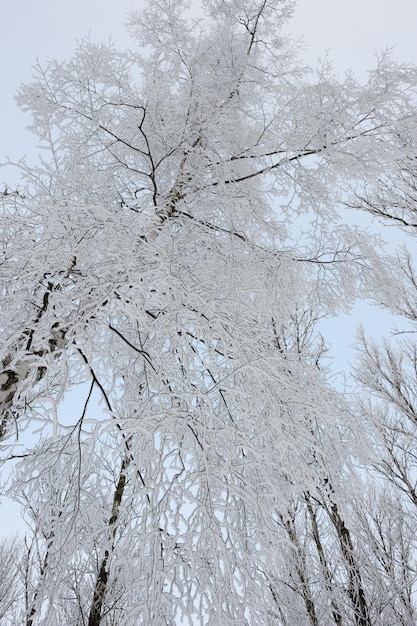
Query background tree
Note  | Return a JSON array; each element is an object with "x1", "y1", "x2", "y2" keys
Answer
[
  {"x1": 0, "y1": 537, "x2": 23, "y2": 622},
  {"x1": 1, "y1": 0, "x2": 417, "y2": 623},
  {"x1": 352, "y1": 195, "x2": 417, "y2": 626}
]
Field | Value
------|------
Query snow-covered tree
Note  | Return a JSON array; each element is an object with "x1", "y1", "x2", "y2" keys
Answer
[
  {"x1": 352, "y1": 166, "x2": 417, "y2": 626},
  {"x1": 0, "y1": 537, "x2": 23, "y2": 622},
  {"x1": 347, "y1": 76, "x2": 417, "y2": 626},
  {"x1": 2, "y1": 1, "x2": 417, "y2": 623}
]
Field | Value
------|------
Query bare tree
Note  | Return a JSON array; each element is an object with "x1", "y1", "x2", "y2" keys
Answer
[{"x1": 0, "y1": 537, "x2": 23, "y2": 622}]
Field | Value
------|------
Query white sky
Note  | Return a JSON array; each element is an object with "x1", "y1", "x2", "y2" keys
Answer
[
  {"x1": 292, "y1": 0, "x2": 417, "y2": 75},
  {"x1": 0, "y1": 0, "x2": 416, "y2": 531}
]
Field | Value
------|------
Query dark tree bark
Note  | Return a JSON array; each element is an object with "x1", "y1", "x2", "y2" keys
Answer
[{"x1": 88, "y1": 457, "x2": 130, "y2": 626}]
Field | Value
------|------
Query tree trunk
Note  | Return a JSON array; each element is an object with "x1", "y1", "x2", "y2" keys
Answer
[{"x1": 88, "y1": 457, "x2": 129, "y2": 626}]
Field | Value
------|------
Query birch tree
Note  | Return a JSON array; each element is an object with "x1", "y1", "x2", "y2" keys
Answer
[{"x1": 1, "y1": 0, "x2": 417, "y2": 623}]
